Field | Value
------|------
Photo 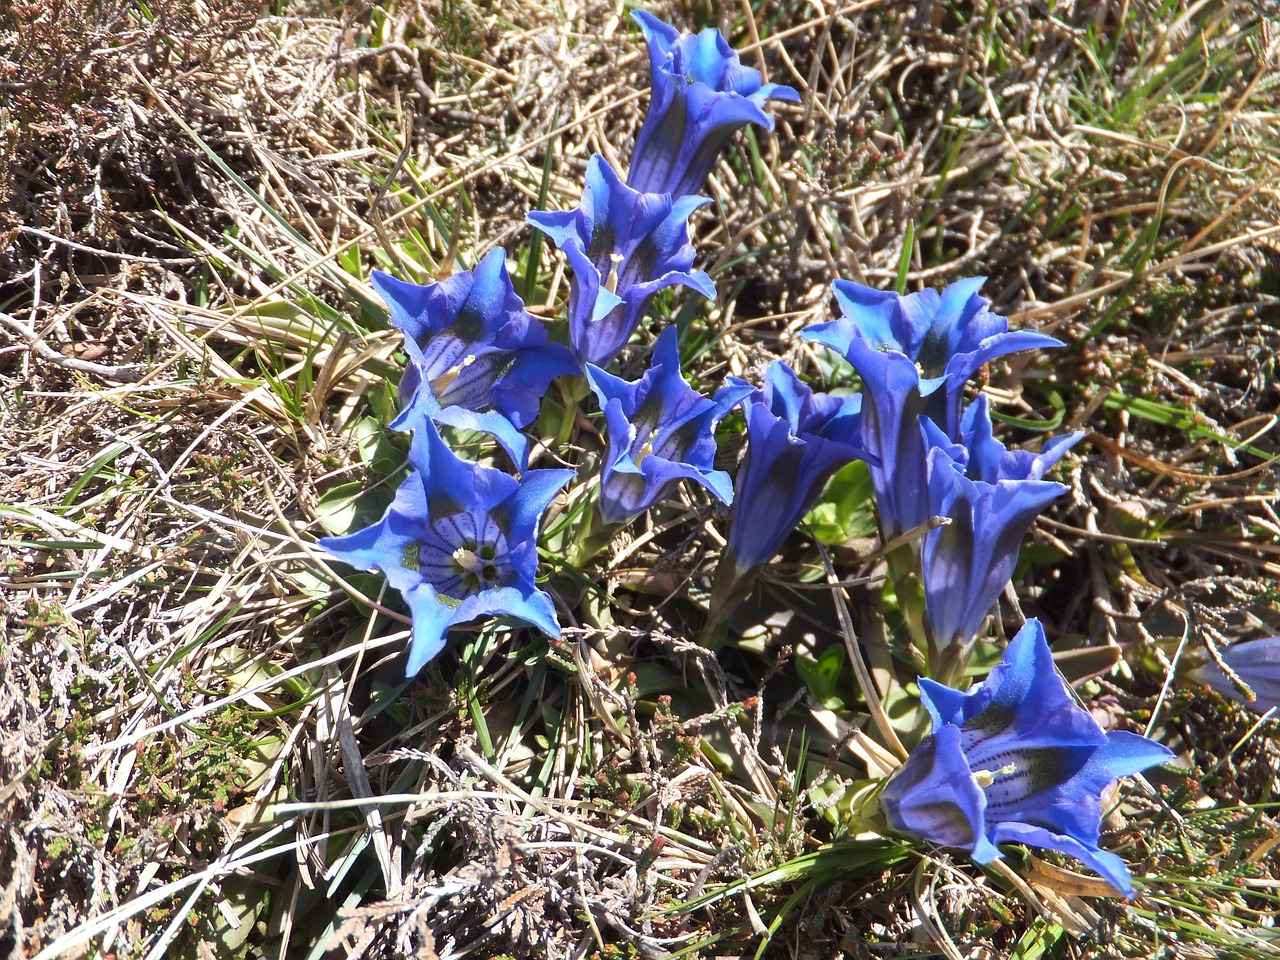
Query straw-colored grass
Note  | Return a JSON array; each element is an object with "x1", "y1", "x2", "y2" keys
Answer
[{"x1": 2, "y1": 1, "x2": 1278, "y2": 957}]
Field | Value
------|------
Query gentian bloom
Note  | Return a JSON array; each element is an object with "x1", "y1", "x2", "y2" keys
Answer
[
  {"x1": 585, "y1": 327, "x2": 752, "y2": 524},
  {"x1": 921, "y1": 395, "x2": 1081, "y2": 660},
  {"x1": 317, "y1": 424, "x2": 573, "y2": 676},
  {"x1": 373, "y1": 248, "x2": 577, "y2": 469},
  {"x1": 803, "y1": 278, "x2": 1062, "y2": 537},
  {"x1": 881, "y1": 619, "x2": 1173, "y2": 897},
  {"x1": 1190, "y1": 637, "x2": 1280, "y2": 713},
  {"x1": 629, "y1": 11, "x2": 800, "y2": 198},
  {"x1": 527, "y1": 154, "x2": 713, "y2": 369},
  {"x1": 725, "y1": 361, "x2": 865, "y2": 575}
]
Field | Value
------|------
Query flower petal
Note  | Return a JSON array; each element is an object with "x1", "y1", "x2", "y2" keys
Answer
[
  {"x1": 989, "y1": 821, "x2": 1139, "y2": 898},
  {"x1": 882, "y1": 724, "x2": 990, "y2": 855}
]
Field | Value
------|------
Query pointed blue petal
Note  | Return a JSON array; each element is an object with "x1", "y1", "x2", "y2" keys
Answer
[
  {"x1": 402, "y1": 582, "x2": 462, "y2": 674},
  {"x1": 946, "y1": 329, "x2": 1064, "y2": 389},
  {"x1": 454, "y1": 583, "x2": 563, "y2": 639},
  {"x1": 758, "y1": 82, "x2": 801, "y2": 103},
  {"x1": 585, "y1": 360, "x2": 636, "y2": 413},
  {"x1": 499, "y1": 468, "x2": 574, "y2": 540},
  {"x1": 918, "y1": 676, "x2": 973, "y2": 730},
  {"x1": 433, "y1": 405, "x2": 531, "y2": 472},
  {"x1": 965, "y1": 622, "x2": 1111, "y2": 757},
  {"x1": 526, "y1": 209, "x2": 580, "y2": 249},
  {"x1": 372, "y1": 269, "x2": 465, "y2": 341},
  {"x1": 989, "y1": 821, "x2": 1137, "y2": 898}
]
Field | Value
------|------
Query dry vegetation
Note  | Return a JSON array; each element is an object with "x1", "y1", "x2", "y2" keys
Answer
[{"x1": 2, "y1": 0, "x2": 1279, "y2": 958}]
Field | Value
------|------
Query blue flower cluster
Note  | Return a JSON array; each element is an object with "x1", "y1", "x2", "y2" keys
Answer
[
  {"x1": 314, "y1": 9, "x2": 1181, "y2": 903},
  {"x1": 805, "y1": 277, "x2": 1082, "y2": 682},
  {"x1": 788, "y1": 272, "x2": 1176, "y2": 894},
  {"x1": 319, "y1": 10, "x2": 797, "y2": 673}
]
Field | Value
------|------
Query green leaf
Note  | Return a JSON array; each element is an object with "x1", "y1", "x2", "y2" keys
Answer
[
  {"x1": 1012, "y1": 917, "x2": 1067, "y2": 960},
  {"x1": 990, "y1": 387, "x2": 1065, "y2": 431},
  {"x1": 1104, "y1": 390, "x2": 1273, "y2": 460},
  {"x1": 351, "y1": 417, "x2": 405, "y2": 476},
  {"x1": 803, "y1": 460, "x2": 877, "y2": 545},
  {"x1": 796, "y1": 644, "x2": 846, "y2": 707},
  {"x1": 892, "y1": 221, "x2": 915, "y2": 294},
  {"x1": 315, "y1": 481, "x2": 395, "y2": 536}
]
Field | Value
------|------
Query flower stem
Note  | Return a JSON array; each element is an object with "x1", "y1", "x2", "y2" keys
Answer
[
  {"x1": 884, "y1": 544, "x2": 928, "y2": 654},
  {"x1": 565, "y1": 503, "x2": 618, "y2": 570},
  {"x1": 702, "y1": 552, "x2": 756, "y2": 649}
]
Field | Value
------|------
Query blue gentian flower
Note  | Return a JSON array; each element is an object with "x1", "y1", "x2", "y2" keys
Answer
[
  {"x1": 629, "y1": 10, "x2": 800, "y2": 198},
  {"x1": 373, "y1": 248, "x2": 578, "y2": 469},
  {"x1": 527, "y1": 154, "x2": 714, "y2": 369},
  {"x1": 585, "y1": 327, "x2": 752, "y2": 524},
  {"x1": 1191, "y1": 636, "x2": 1280, "y2": 713},
  {"x1": 803, "y1": 278, "x2": 1062, "y2": 537},
  {"x1": 921, "y1": 396, "x2": 1080, "y2": 658},
  {"x1": 726, "y1": 361, "x2": 865, "y2": 575},
  {"x1": 881, "y1": 619, "x2": 1173, "y2": 897},
  {"x1": 317, "y1": 424, "x2": 573, "y2": 676}
]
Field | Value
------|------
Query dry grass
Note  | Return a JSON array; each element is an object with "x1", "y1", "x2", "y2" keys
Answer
[{"x1": 2, "y1": 0, "x2": 1279, "y2": 958}]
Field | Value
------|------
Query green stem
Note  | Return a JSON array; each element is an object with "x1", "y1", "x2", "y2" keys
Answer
[
  {"x1": 884, "y1": 544, "x2": 928, "y2": 655},
  {"x1": 884, "y1": 542, "x2": 970, "y2": 686},
  {"x1": 565, "y1": 503, "x2": 618, "y2": 570},
  {"x1": 702, "y1": 552, "x2": 757, "y2": 650}
]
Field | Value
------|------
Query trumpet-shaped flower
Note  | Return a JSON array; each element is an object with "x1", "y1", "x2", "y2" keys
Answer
[
  {"x1": 373, "y1": 248, "x2": 578, "y2": 469},
  {"x1": 1190, "y1": 636, "x2": 1280, "y2": 713},
  {"x1": 921, "y1": 396, "x2": 1080, "y2": 657},
  {"x1": 317, "y1": 424, "x2": 573, "y2": 676},
  {"x1": 586, "y1": 327, "x2": 752, "y2": 524},
  {"x1": 726, "y1": 362, "x2": 865, "y2": 575},
  {"x1": 629, "y1": 11, "x2": 800, "y2": 198},
  {"x1": 881, "y1": 619, "x2": 1173, "y2": 897},
  {"x1": 527, "y1": 154, "x2": 714, "y2": 369},
  {"x1": 803, "y1": 278, "x2": 1062, "y2": 537}
]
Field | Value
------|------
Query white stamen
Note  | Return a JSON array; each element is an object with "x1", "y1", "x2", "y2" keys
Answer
[
  {"x1": 605, "y1": 253, "x2": 625, "y2": 294},
  {"x1": 430, "y1": 354, "x2": 476, "y2": 394},
  {"x1": 972, "y1": 761, "x2": 1018, "y2": 788},
  {"x1": 454, "y1": 547, "x2": 482, "y2": 572}
]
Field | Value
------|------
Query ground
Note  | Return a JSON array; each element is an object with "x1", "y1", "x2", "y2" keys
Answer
[{"x1": 2, "y1": 0, "x2": 1279, "y2": 958}]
